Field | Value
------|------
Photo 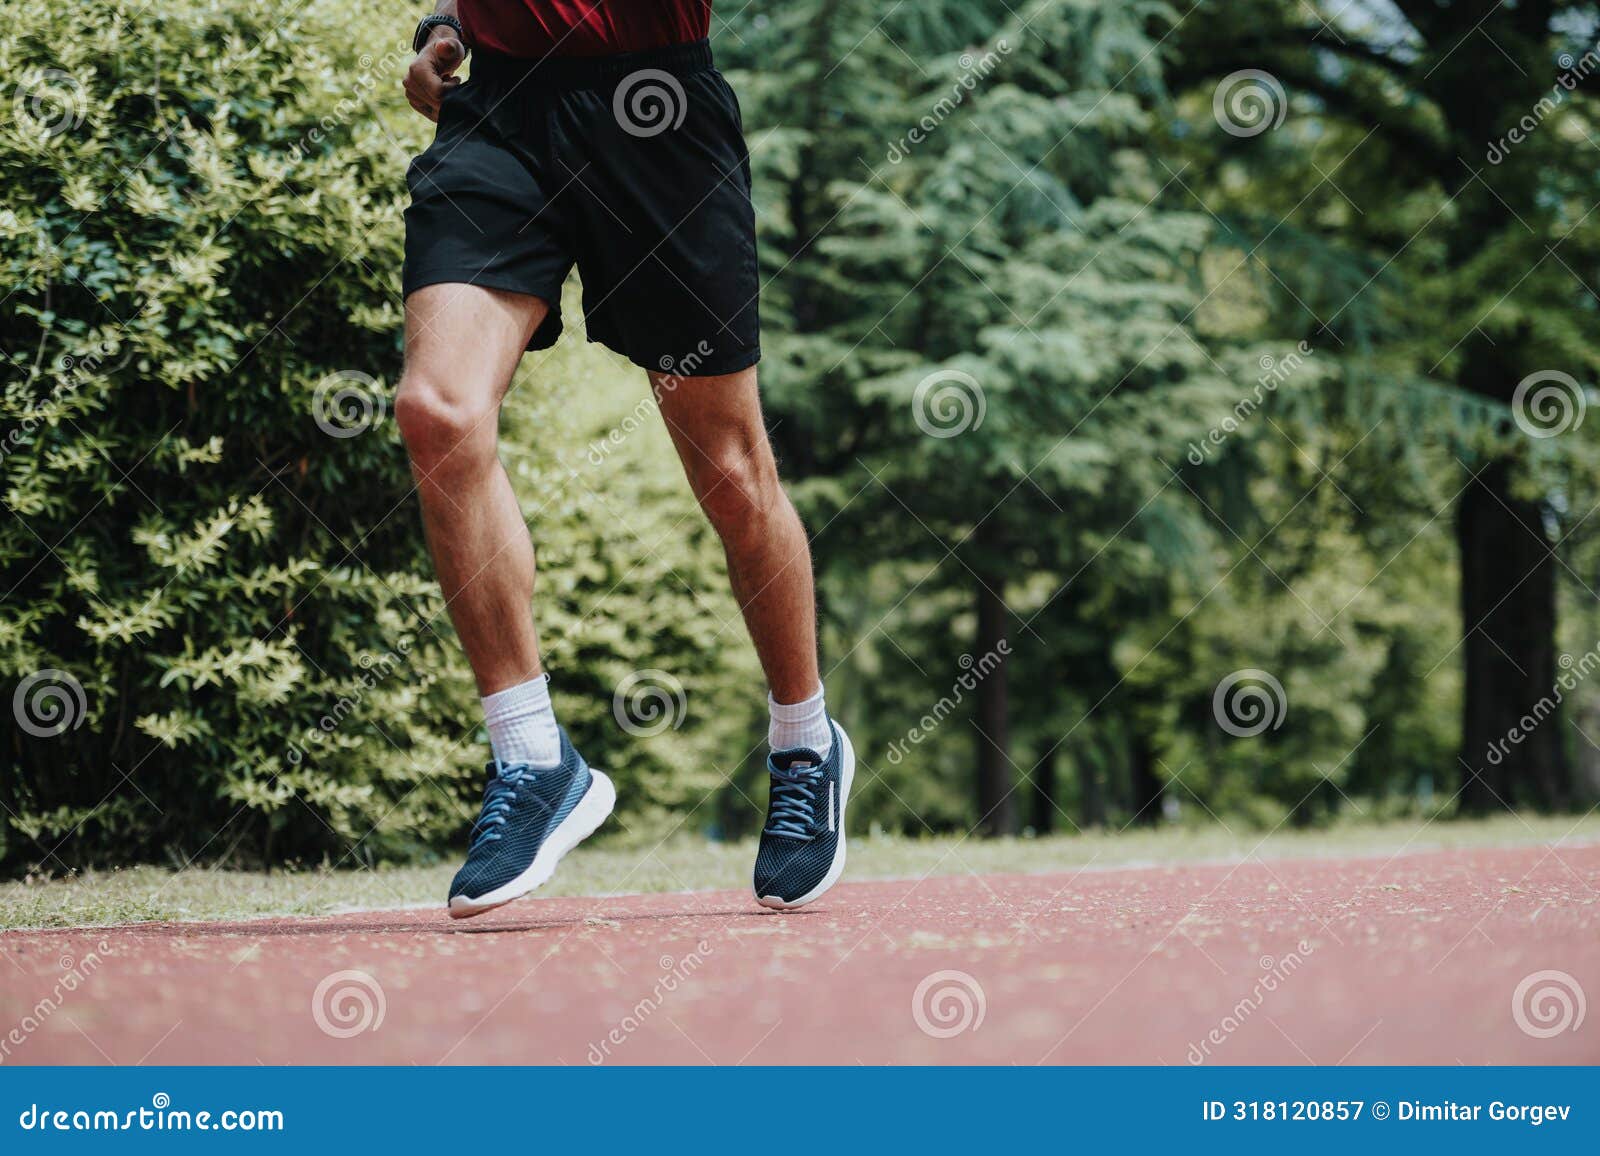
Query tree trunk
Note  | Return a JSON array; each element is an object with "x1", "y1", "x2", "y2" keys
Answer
[
  {"x1": 975, "y1": 575, "x2": 1015, "y2": 836},
  {"x1": 1077, "y1": 752, "x2": 1106, "y2": 829},
  {"x1": 1127, "y1": 721, "x2": 1163, "y2": 826},
  {"x1": 1030, "y1": 745, "x2": 1056, "y2": 834},
  {"x1": 1458, "y1": 459, "x2": 1568, "y2": 810}
]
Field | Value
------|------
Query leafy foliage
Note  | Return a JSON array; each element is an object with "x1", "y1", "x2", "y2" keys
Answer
[{"x1": 0, "y1": 0, "x2": 760, "y2": 872}]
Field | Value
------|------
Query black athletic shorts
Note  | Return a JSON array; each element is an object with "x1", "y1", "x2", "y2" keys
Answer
[{"x1": 403, "y1": 39, "x2": 760, "y2": 375}]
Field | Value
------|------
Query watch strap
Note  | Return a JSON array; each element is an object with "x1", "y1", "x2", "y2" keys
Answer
[{"x1": 413, "y1": 13, "x2": 467, "y2": 54}]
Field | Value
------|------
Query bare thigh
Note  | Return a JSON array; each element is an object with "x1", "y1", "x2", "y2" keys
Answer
[
  {"x1": 649, "y1": 366, "x2": 772, "y2": 488},
  {"x1": 401, "y1": 284, "x2": 550, "y2": 432}
]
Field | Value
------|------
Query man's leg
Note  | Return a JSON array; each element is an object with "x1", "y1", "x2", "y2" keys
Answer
[
  {"x1": 652, "y1": 366, "x2": 855, "y2": 910},
  {"x1": 401, "y1": 284, "x2": 617, "y2": 918},
  {"x1": 396, "y1": 284, "x2": 548, "y2": 696},
  {"x1": 649, "y1": 367, "x2": 820, "y2": 706}
]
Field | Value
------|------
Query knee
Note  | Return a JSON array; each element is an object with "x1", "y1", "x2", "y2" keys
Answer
[
  {"x1": 394, "y1": 373, "x2": 497, "y2": 474},
  {"x1": 693, "y1": 447, "x2": 782, "y2": 544}
]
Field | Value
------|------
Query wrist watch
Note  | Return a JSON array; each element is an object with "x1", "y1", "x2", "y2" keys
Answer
[{"x1": 413, "y1": 13, "x2": 468, "y2": 54}]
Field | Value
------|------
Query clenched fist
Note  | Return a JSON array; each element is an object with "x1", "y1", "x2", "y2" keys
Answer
[{"x1": 404, "y1": 31, "x2": 466, "y2": 122}]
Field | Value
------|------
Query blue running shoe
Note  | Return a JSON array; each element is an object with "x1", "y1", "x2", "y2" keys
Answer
[
  {"x1": 753, "y1": 719, "x2": 855, "y2": 910},
  {"x1": 448, "y1": 727, "x2": 615, "y2": 918}
]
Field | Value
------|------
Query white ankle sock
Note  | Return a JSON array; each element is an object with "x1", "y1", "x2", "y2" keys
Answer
[
  {"x1": 482, "y1": 674, "x2": 561, "y2": 767},
  {"x1": 768, "y1": 686, "x2": 833, "y2": 759}
]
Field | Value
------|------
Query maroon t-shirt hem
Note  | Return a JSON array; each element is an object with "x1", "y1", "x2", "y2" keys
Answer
[{"x1": 460, "y1": 0, "x2": 712, "y2": 59}]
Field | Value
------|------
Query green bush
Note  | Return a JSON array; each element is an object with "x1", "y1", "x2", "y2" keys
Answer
[
  {"x1": 1, "y1": 0, "x2": 776, "y2": 874},
  {"x1": 0, "y1": 0, "x2": 476, "y2": 870}
]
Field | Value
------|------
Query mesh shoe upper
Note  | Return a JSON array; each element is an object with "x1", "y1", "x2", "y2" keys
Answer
[
  {"x1": 753, "y1": 721, "x2": 844, "y2": 903},
  {"x1": 449, "y1": 727, "x2": 592, "y2": 901}
]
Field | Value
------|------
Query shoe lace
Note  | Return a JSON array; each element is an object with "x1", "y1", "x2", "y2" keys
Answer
[
  {"x1": 470, "y1": 762, "x2": 535, "y2": 851},
  {"x1": 764, "y1": 762, "x2": 822, "y2": 839}
]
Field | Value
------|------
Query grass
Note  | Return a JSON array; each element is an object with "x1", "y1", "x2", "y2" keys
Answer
[{"x1": 4, "y1": 813, "x2": 1597, "y2": 930}]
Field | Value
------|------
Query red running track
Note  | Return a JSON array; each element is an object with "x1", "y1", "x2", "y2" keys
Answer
[{"x1": 2, "y1": 842, "x2": 1596, "y2": 1065}]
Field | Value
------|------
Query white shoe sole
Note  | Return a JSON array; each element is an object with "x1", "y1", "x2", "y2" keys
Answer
[
  {"x1": 755, "y1": 726, "x2": 855, "y2": 912},
  {"x1": 448, "y1": 768, "x2": 616, "y2": 919}
]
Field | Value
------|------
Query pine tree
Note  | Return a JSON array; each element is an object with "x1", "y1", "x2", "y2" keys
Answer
[
  {"x1": 1170, "y1": 0, "x2": 1600, "y2": 809},
  {"x1": 724, "y1": 0, "x2": 1244, "y2": 833}
]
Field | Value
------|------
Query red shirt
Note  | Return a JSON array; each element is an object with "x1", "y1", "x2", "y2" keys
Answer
[{"x1": 459, "y1": 0, "x2": 711, "y2": 58}]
